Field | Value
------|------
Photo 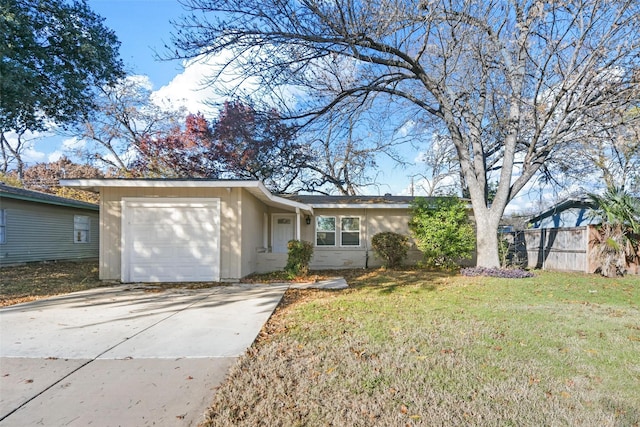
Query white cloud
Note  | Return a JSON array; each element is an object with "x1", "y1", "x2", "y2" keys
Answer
[
  {"x1": 127, "y1": 74, "x2": 154, "y2": 92},
  {"x1": 62, "y1": 137, "x2": 86, "y2": 151},
  {"x1": 150, "y1": 49, "x2": 302, "y2": 117},
  {"x1": 22, "y1": 146, "x2": 46, "y2": 164},
  {"x1": 44, "y1": 137, "x2": 88, "y2": 163},
  {"x1": 397, "y1": 120, "x2": 417, "y2": 138},
  {"x1": 151, "y1": 53, "x2": 244, "y2": 116},
  {"x1": 48, "y1": 151, "x2": 63, "y2": 162}
]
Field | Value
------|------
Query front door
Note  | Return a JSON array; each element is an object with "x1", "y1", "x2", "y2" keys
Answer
[{"x1": 272, "y1": 214, "x2": 295, "y2": 253}]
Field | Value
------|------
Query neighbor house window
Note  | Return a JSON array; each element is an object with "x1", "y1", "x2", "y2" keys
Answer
[
  {"x1": 341, "y1": 217, "x2": 360, "y2": 246},
  {"x1": 74, "y1": 215, "x2": 90, "y2": 243},
  {"x1": 0, "y1": 209, "x2": 6, "y2": 244},
  {"x1": 316, "y1": 216, "x2": 336, "y2": 246}
]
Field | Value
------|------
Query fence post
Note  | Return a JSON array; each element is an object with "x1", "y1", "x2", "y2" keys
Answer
[{"x1": 584, "y1": 226, "x2": 589, "y2": 273}]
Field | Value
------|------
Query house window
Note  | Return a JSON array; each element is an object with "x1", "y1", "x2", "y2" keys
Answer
[
  {"x1": 316, "y1": 216, "x2": 336, "y2": 246},
  {"x1": 74, "y1": 215, "x2": 90, "y2": 243},
  {"x1": 341, "y1": 217, "x2": 360, "y2": 246},
  {"x1": 0, "y1": 209, "x2": 5, "y2": 244}
]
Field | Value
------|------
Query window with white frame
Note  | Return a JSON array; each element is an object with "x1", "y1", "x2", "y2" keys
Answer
[
  {"x1": 74, "y1": 215, "x2": 90, "y2": 243},
  {"x1": 341, "y1": 217, "x2": 360, "y2": 246},
  {"x1": 0, "y1": 209, "x2": 6, "y2": 244},
  {"x1": 316, "y1": 216, "x2": 336, "y2": 246}
]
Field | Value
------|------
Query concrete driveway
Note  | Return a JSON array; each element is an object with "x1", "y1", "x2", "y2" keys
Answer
[{"x1": 0, "y1": 283, "x2": 288, "y2": 426}]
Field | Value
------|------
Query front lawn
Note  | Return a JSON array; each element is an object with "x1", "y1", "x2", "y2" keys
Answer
[
  {"x1": 0, "y1": 261, "x2": 105, "y2": 306},
  {"x1": 203, "y1": 269, "x2": 640, "y2": 426},
  {"x1": 0, "y1": 261, "x2": 232, "y2": 306}
]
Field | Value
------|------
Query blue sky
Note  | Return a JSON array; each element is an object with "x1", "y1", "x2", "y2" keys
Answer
[
  {"x1": 22, "y1": 1, "x2": 190, "y2": 167},
  {"x1": 15, "y1": 0, "x2": 554, "y2": 212},
  {"x1": 91, "y1": 0, "x2": 184, "y2": 88},
  {"x1": 20, "y1": 0, "x2": 426, "y2": 197}
]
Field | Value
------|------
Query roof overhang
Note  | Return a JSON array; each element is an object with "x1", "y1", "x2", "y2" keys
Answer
[
  {"x1": 528, "y1": 197, "x2": 596, "y2": 224},
  {"x1": 309, "y1": 203, "x2": 411, "y2": 209},
  {"x1": 0, "y1": 189, "x2": 98, "y2": 211},
  {"x1": 60, "y1": 179, "x2": 313, "y2": 215}
]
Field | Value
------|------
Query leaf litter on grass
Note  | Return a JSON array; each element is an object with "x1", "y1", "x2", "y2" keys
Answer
[{"x1": 202, "y1": 269, "x2": 640, "y2": 427}]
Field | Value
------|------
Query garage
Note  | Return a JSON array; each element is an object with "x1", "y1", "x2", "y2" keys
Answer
[{"x1": 121, "y1": 198, "x2": 220, "y2": 282}]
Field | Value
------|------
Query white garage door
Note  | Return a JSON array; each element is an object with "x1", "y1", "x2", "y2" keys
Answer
[{"x1": 122, "y1": 198, "x2": 220, "y2": 283}]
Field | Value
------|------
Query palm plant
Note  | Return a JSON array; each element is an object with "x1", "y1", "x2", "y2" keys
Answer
[{"x1": 588, "y1": 187, "x2": 640, "y2": 277}]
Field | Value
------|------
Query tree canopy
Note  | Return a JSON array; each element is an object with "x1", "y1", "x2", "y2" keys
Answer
[
  {"x1": 4, "y1": 156, "x2": 103, "y2": 202},
  {"x1": 132, "y1": 101, "x2": 310, "y2": 193},
  {"x1": 172, "y1": 0, "x2": 640, "y2": 267},
  {"x1": 1, "y1": 0, "x2": 124, "y2": 132},
  {"x1": 211, "y1": 100, "x2": 309, "y2": 192},
  {"x1": 76, "y1": 76, "x2": 184, "y2": 175}
]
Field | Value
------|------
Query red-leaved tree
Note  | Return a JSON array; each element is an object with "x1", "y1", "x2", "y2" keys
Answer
[
  {"x1": 210, "y1": 100, "x2": 310, "y2": 192},
  {"x1": 132, "y1": 102, "x2": 310, "y2": 192},
  {"x1": 133, "y1": 113, "x2": 217, "y2": 177}
]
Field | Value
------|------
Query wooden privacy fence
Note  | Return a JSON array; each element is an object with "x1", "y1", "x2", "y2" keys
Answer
[
  {"x1": 503, "y1": 226, "x2": 639, "y2": 274},
  {"x1": 504, "y1": 226, "x2": 590, "y2": 273}
]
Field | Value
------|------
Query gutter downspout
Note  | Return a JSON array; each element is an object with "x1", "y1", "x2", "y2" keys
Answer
[{"x1": 365, "y1": 208, "x2": 369, "y2": 269}]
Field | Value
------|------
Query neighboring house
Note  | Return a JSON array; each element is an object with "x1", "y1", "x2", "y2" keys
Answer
[
  {"x1": 61, "y1": 179, "x2": 428, "y2": 283},
  {"x1": 0, "y1": 183, "x2": 99, "y2": 266},
  {"x1": 528, "y1": 197, "x2": 598, "y2": 229}
]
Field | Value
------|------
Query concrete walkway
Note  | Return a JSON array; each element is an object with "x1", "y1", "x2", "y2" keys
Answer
[
  {"x1": 290, "y1": 277, "x2": 349, "y2": 290},
  {"x1": 0, "y1": 284, "x2": 289, "y2": 426}
]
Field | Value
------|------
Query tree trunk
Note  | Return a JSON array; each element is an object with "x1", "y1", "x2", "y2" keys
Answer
[
  {"x1": 1, "y1": 133, "x2": 25, "y2": 182},
  {"x1": 472, "y1": 207, "x2": 503, "y2": 268},
  {"x1": 0, "y1": 133, "x2": 8, "y2": 174}
]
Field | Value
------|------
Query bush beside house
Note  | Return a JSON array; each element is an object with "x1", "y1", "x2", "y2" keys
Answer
[
  {"x1": 409, "y1": 197, "x2": 476, "y2": 269},
  {"x1": 285, "y1": 240, "x2": 314, "y2": 277},
  {"x1": 371, "y1": 232, "x2": 409, "y2": 269}
]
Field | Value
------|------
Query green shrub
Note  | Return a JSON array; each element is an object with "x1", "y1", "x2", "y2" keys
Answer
[
  {"x1": 409, "y1": 197, "x2": 476, "y2": 269},
  {"x1": 371, "y1": 232, "x2": 409, "y2": 269},
  {"x1": 285, "y1": 240, "x2": 314, "y2": 277},
  {"x1": 498, "y1": 236, "x2": 510, "y2": 267}
]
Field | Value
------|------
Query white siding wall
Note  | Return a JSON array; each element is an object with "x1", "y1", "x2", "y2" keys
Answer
[
  {"x1": 239, "y1": 189, "x2": 268, "y2": 277},
  {"x1": 256, "y1": 207, "x2": 422, "y2": 272}
]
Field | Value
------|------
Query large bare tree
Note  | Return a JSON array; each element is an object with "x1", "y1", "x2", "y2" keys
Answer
[
  {"x1": 172, "y1": 0, "x2": 640, "y2": 267},
  {"x1": 299, "y1": 108, "x2": 408, "y2": 195},
  {"x1": 546, "y1": 107, "x2": 640, "y2": 194},
  {"x1": 73, "y1": 76, "x2": 184, "y2": 175}
]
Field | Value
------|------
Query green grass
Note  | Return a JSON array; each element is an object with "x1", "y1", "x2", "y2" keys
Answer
[{"x1": 204, "y1": 269, "x2": 640, "y2": 426}]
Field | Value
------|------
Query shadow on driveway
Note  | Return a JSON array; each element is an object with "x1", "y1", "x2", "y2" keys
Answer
[{"x1": 0, "y1": 283, "x2": 287, "y2": 426}]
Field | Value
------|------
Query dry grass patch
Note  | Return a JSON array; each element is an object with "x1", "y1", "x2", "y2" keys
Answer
[
  {"x1": 0, "y1": 261, "x2": 229, "y2": 306},
  {"x1": 203, "y1": 269, "x2": 640, "y2": 426},
  {"x1": 0, "y1": 261, "x2": 106, "y2": 306}
]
